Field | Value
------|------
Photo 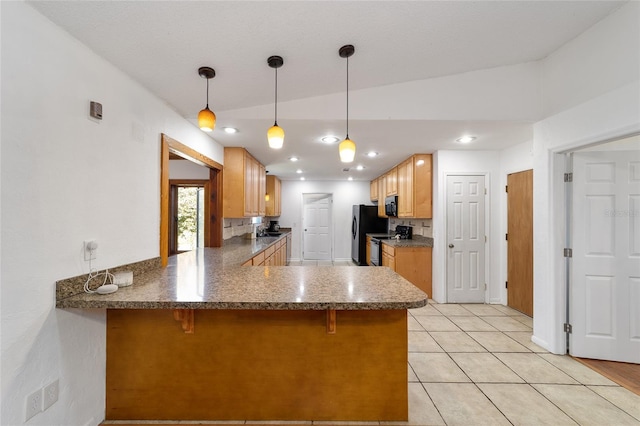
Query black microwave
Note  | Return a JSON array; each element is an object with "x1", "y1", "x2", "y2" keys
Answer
[{"x1": 385, "y1": 195, "x2": 398, "y2": 217}]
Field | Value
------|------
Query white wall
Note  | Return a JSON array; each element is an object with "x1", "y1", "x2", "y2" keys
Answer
[
  {"x1": 279, "y1": 180, "x2": 372, "y2": 261},
  {"x1": 0, "y1": 3, "x2": 224, "y2": 425},
  {"x1": 169, "y1": 159, "x2": 210, "y2": 180},
  {"x1": 432, "y1": 151, "x2": 502, "y2": 304},
  {"x1": 532, "y1": 1, "x2": 640, "y2": 354}
]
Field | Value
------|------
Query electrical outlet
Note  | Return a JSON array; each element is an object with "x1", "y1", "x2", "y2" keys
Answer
[
  {"x1": 25, "y1": 388, "x2": 42, "y2": 421},
  {"x1": 43, "y1": 379, "x2": 59, "y2": 410},
  {"x1": 84, "y1": 240, "x2": 97, "y2": 261}
]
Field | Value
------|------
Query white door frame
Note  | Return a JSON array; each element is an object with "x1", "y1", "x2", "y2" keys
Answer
[
  {"x1": 444, "y1": 172, "x2": 490, "y2": 303},
  {"x1": 301, "y1": 193, "x2": 333, "y2": 261},
  {"x1": 547, "y1": 131, "x2": 640, "y2": 355}
]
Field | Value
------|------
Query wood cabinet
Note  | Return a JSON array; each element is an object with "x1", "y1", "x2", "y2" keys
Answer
[
  {"x1": 242, "y1": 236, "x2": 288, "y2": 267},
  {"x1": 385, "y1": 167, "x2": 398, "y2": 196},
  {"x1": 381, "y1": 243, "x2": 432, "y2": 297},
  {"x1": 377, "y1": 175, "x2": 387, "y2": 218},
  {"x1": 397, "y1": 154, "x2": 432, "y2": 218},
  {"x1": 265, "y1": 175, "x2": 282, "y2": 217},
  {"x1": 223, "y1": 147, "x2": 266, "y2": 218},
  {"x1": 370, "y1": 178, "x2": 379, "y2": 201}
]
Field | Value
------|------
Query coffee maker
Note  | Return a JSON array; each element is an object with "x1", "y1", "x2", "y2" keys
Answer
[{"x1": 268, "y1": 220, "x2": 280, "y2": 232}]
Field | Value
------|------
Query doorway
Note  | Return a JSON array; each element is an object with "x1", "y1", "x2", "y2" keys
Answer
[
  {"x1": 507, "y1": 170, "x2": 533, "y2": 316},
  {"x1": 160, "y1": 134, "x2": 223, "y2": 266},
  {"x1": 569, "y1": 142, "x2": 640, "y2": 363},
  {"x1": 446, "y1": 175, "x2": 487, "y2": 303},
  {"x1": 169, "y1": 181, "x2": 207, "y2": 255},
  {"x1": 302, "y1": 194, "x2": 332, "y2": 261}
]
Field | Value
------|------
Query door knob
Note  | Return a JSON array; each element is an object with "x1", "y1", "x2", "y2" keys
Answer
[{"x1": 448, "y1": 244, "x2": 454, "y2": 248}]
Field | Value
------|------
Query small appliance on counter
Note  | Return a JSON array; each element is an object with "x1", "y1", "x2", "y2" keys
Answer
[
  {"x1": 394, "y1": 225, "x2": 413, "y2": 240},
  {"x1": 268, "y1": 220, "x2": 280, "y2": 232}
]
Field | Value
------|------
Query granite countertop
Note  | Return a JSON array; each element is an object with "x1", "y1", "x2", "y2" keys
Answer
[
  {"x1": 367, "y1": 234, "x2": 434, "y2": 248},
  {"x1": 56, "y1": 233, "x2": 428, "y2": 311}
]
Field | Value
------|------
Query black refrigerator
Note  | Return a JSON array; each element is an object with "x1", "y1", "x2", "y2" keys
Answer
[{"x1": 351, "y1": 205, "x2": 388, "y2": 265}]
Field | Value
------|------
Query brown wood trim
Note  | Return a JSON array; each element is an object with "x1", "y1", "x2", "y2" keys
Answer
[
  {"x1": 160, "y1": 138, "x2": 170, "y2": 266},
  {"x1": 160, "y1": 134, "x2": 223, "y2": 266},
  {"x1": 173, "y1": 309, "x2": 195, "y2": 334},
  {"x1": 326, "y1": 309, "x2": 337, "y2": 334},
  {"x1": 162, "y1": 134, "x2": 222, "y2": 170}
]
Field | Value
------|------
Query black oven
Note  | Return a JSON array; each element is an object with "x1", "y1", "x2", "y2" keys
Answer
[{"x1": 385, "y1": 195, "x2": 398, "y2": 217}]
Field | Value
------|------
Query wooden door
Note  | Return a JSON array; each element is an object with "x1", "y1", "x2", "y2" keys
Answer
[{"x1": 507, "y1": 170, "x2": 533, "y2": 316}]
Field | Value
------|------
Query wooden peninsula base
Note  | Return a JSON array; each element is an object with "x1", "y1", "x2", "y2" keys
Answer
[{"x1": 106, "y1": 308, "x2": 408, "y2": 422}]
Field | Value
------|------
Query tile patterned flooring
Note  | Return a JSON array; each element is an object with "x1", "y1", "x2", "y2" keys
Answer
[{"x1": 105, "y1": 299, "x2": 640, "y2": 425}]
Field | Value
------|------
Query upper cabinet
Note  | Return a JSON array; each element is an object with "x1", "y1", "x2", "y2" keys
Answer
[
  {"x1": 265, "y1": 174, "x2": 282, "y2": 217},
  {"x1": 370, "y1": 177, "x2": 379, "y2": 201},
  {"x1": 385, "y1": 167, "x2": 398, "y2": 196},
  {"x1": 398, "y1": 154, "x2": 432, "y2": 218},
  {"x1": 223, "y1": 147, "x2": 266, "y2": 218},
  {"x1": 371, "y1": 154, "x2": 432, "y2": 219}
]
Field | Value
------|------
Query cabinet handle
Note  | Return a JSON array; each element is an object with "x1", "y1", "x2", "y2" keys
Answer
[{"x1": 448, "y1": 244, "x2": 454, "y2": 248}]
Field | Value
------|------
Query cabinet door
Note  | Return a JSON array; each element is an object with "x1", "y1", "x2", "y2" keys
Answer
[
  {"x1": 377, "y1": 176, "x2": 387, "y2": 218},
  {"x1": 244, "y1": 153, "x2": 256, "y2": 216},
  {"x1": 395, "y1": 247, "x2": 432, "y2": 296},
  {"x1": 370, "y1": 178, "x2": 379, "y2": 201},
  {"x1": 258, "y1": 164, "x2": 266, "y2": 216},
  {"x1": 386, "y1": 167, "x2": 398, "y2": 196},
  {"x1": 398, "y1": 158, "x2": 414, "y2": 218},
  {"x1": 275, "y1": 176, "x2": 282, "y2": 216}
]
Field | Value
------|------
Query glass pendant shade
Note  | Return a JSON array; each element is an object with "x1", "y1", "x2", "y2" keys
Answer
[
  {"x1": 339, "y1": 138, "x2": 356, "y2": 163},
  {"x1": 198, "y1": 106, "x2": 216, "y2": 132},
  {"x1": 267, "y1": 124, "x2": 284, "y2": 149}
]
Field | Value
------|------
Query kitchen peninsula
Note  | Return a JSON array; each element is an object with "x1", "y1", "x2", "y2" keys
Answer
[{"x1": 56, "y1": 233, "x2": 428, "y2": 422}]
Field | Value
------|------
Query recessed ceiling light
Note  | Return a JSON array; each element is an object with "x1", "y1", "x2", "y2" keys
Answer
[
  {"x1": 348, "y1": 177, "x2": 353, "y2": 181},
  {"x1": 366, "y1": 151, "x2": 379, "y2": 158},
  {"x1": 322, "y1": 136, "x2": 340, "y2": 144},
  {"x1": 356, "y1": 165, "x2": 364, "y2": 171},
  {"x1": 456, "y1": 136, "x2": 476, "y2": 144},
  {"x1": 289, "y1": 156, "x2": 299, "y2": 162},
  {"x1": 223, "y1": 127, "x2": 238, "y2": 134},
  {"x1": 300, "y1": 177, "x2": 305, "y2": 181},
  {"x1": 296, "y1": 169, "x2": 303, "y2": 174}
]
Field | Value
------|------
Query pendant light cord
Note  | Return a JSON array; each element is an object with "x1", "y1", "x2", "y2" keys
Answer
[
  {"x1": 274, "y1": 67, "x2": 278, "y2": 126},
  {"x1": 205, "y1": 77, "x2": 210, "y2": 108},
  {"x1": 346, "y1": 55, "x2": 349, "y2": 138}
]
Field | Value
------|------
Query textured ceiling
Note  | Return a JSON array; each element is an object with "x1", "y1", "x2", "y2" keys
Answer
[{"x1": 28, "y1": 0, "x2": 624, "y2": 180}]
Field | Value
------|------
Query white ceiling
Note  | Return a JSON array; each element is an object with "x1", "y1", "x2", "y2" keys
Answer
[{"x1": 28, "y1": 0, "x2": 625, "y2": 181}]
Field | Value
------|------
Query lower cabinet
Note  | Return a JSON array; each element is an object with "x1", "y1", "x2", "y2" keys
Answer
[
  {"x1": 366, "y1": 236, "x2": 372, "y2": 266},
  {"x1": 382, "y1": 243, "x2": 432, "y2": 297},
  {"x1": 244, "y1": 237, "x2": 288, "y2": 267}
]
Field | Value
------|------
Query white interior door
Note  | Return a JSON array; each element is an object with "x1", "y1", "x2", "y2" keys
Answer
[
  {"x1": 302, "y1": 195, "x2": 332, "y2": 261},
  {"x1": 446, "y1": 175, "x2": 486, "y2": 303},
  {"x1": 571, "y1": 150, "x2": 640, "y2": 362}
]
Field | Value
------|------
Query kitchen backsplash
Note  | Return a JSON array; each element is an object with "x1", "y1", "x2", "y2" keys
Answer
[
  {"x1": 389, "y1": 218, "x2": 432, "y2": 237},
  {"x1": 223, "y1": 218, "x2": 259, "y2": 240}
]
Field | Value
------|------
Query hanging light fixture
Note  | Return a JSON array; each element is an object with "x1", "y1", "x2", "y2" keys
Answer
[
  {"x1": 267, "y1": 55, "x2": 284, "y2": 149},
  {"x1": 197, "y1": 66, "x2": 216, "y2": 132},
  {"x1": 338, "y1": 45, "x2": 356, "y2": 163}
]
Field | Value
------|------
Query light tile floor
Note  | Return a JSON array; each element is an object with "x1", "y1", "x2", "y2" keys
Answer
[{"x1": 105, "y1": 300, "x2": 640, "y2": 426}]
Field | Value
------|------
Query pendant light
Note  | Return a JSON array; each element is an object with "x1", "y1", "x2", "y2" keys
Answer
[
  {"x1": 338, "y1": 44, "x2": 356, "y2": 163},
  {"x1": 267, "y1": 55, "x2": 284, "y2": 149},
  {"x1": 197, "y1": 66, "x2": 216, "y2": 132}
]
